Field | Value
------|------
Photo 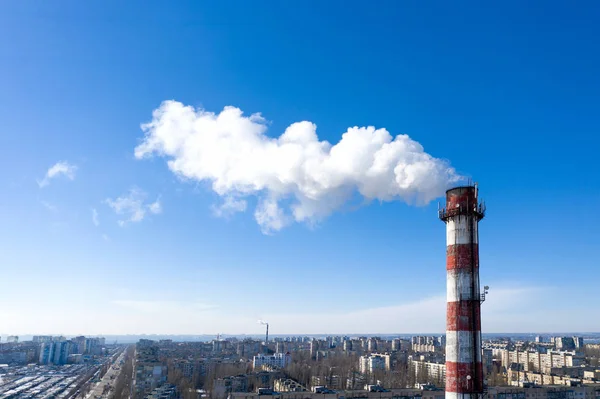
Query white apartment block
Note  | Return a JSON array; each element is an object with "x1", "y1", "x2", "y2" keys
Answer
[
  {"x1": 359, "y1": 354, "x2": 391, "y2": 374},
  {"x1": 495, "y1": 349, "x2": 584, "y2": 374},
  {"x1": 411, "y1": 360, "x2": 446, "y2": 383},
  {"x1": 252, "y1": 353, "x2": 291, "y2": 369}
]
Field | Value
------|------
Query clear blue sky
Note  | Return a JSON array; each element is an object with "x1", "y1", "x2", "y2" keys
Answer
[{"x1": 1, "y1": 1, "x2": 598, "y2": 336}]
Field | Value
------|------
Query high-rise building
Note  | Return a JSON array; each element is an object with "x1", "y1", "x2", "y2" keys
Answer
[
  {"x1": 554, "y1": 337, "x2": 575, "y2": 351},
  {"x1": 310, "y1": 340, "x2": 319, "y2": 358},
  {"x1": 252, "y1": 353, "x2": 291, "y2": 369},
  {"x1": 33, "y1": 336, "x2": 53, "y2": 343},
  {"x1": 412, "y1": 360, "x2": 446, "y2": 383},
  {"x1": 482, "y1": 349, "x2": 493, "y2": 374},
  {"x1": 72, "y1": 336, "x2": 86, "y2": 354},
  {"x1": 39, "y1": 340, "x2": 72, "y2": 365},
  {"x1": 84, "y1": 337, "x2": 104, "y2": 355},
  {"x1": 276, "y1": 342, "x2": 285, "y2": 353},
  {"x1": 344, "y1": 340, "x2": 353, "y2": 352},
  {"x1": 359, "y1": 354, "x2": 391, "y2": 374},
  {"x1": 39, "y1": 342, "x2": 55, "y2": 364},
  {"x1": 367, "y1": 338, "x2": 377, "y2": 352},
  {"x1": 52, "y1": 341, "x2": 72, "y2": 365},
  {"x1": 437, "y1": 336, "x2": 446, "y2": 347}
]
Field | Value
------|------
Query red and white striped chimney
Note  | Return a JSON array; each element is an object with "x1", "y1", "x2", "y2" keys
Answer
[{"x1": 439, "y1": 185, "x2": 485, "y2": 399}]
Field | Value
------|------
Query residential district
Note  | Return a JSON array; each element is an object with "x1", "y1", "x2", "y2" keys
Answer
[{"x1": 0, "y1": 334, "x2": 599, "y2": 399}]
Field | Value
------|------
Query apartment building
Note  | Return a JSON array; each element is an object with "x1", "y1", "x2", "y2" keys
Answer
[
  {"x1": 252, "y1": 353, "x2": 291, "y2": 370},
  {"x1": 359, "y1": 353, "x2": 391, "y2": 374}
]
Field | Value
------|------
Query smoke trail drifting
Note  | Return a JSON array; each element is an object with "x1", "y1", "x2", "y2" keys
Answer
[{"x1": 135, "y1": 101, "x2": 461, "y2": 233}]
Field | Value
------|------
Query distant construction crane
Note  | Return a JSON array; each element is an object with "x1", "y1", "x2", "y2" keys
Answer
[{"x1": 258, "y1": 320, "x2": 269, "y2": 343}]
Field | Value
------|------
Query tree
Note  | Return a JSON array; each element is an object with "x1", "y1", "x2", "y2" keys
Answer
[
  {"x1": 113, "y1": 346, "x2": 135, "y2": 399},
  {"x1": 489, "y1": 364, "x2": 506, "y2": 387}
]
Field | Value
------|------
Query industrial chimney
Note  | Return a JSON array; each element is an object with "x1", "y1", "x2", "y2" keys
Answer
[
  {"x1": 258, "y1": 320, "x2": 269, "y2": 344},
  {"x1": 439, "y1": 185, "x2": 485, "y2": 399}
]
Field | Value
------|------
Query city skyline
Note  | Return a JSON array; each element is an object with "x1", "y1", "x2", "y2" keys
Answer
[
  {"x1": 1, "y1": 2, "x2": 599, "y2": 336},
  {"x1": 1, "y1": 332, "x2": 598, "y2": 398}
]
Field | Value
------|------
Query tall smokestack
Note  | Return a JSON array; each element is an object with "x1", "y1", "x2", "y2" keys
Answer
[
  {"x1": 439, "y1": 185, "x2": 485, "y2": 399},
  {"x1": 258, "y1": 320, "x2": 269, "y2": 343}
]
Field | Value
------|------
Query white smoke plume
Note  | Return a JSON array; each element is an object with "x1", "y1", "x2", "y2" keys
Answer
[{"x1": 135, "y1": 101, "x2": 461, "y2": 233}]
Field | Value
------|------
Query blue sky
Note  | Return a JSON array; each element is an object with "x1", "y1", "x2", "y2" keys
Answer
[{"x1": 0, "y1": 1, "x2": 598, "y2": 336}]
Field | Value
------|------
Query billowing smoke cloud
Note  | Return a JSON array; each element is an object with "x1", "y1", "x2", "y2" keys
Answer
[{"x1": 135, "y1": 101, "x2": 461, "y2": 233}]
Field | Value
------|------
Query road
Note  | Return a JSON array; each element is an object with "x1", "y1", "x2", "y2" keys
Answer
[{"x1": 85, "y1": 350, "x2": 126, "y2": 399}]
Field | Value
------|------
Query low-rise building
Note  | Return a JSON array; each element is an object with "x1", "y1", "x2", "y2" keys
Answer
[
  {"x1": 227, "y1": 386, "x2": 600, "y2": 399},
  {"x1": 214, "y1": 375, "x2": 250, "y2": 398},
  {"x1": 274, "y1": 378, "x2": 307, "y2": 392},
  {"x1": 145, "y1": 383, "x2": 177, "y2": 399},
  {"x1": 346, "y1": 372, "x2": 366, "y2": 390},
  {"x1": 584, "y1": 370, "x2": 600, "y2": 380},
  {"x1": 311, "y1": 375, "x2": 342, "y2": 390},
  {"x1": 0, "y1": 348, "x2": 35, "y2": 365}
]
